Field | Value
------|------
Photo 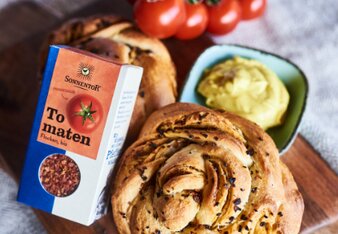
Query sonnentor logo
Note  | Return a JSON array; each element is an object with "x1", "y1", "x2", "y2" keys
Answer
[{"x1": 77, "y1": 63, "x2": 94, "y2": 80}]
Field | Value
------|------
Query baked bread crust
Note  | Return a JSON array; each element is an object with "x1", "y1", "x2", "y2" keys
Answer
[
  {"x1": 40, "y1": 15, "x2": 177, "y2": 142},
  {"x1": 112, "y1": 103, "x2": 304, "y2": 233}
]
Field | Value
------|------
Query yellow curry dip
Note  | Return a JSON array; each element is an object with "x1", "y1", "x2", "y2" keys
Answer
[{"x1": 198, "y1": 56, "x2": 289, "y2": 130}]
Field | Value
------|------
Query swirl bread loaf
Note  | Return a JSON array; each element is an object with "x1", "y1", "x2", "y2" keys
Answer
[
  {"x1": 112, "y1": 103, "x2": 304, "y2": 233},
  {"x1": 40, "y1": 15, "x2": 177, "y2": 142}
]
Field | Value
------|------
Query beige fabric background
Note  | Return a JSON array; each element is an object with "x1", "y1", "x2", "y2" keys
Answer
[{"x1": 0, "y1": 0, "x2": 95, "y2": 16}]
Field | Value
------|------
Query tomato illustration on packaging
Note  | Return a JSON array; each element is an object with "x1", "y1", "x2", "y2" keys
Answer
[{"x1": 67, "y1": 94, "x2": 103, "y2": 133}]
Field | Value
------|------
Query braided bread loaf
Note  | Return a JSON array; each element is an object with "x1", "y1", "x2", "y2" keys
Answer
[
  {"x1": 112, "y1": 103, "x2": 303, "y2": 233},
  {"x1": 40, "y1": 15, "x2": 177, "y2": 142}
]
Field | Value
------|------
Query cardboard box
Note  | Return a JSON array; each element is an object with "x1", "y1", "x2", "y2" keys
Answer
[{"x1": 17, "y1": 45, "x2": 143, "y2": 225}]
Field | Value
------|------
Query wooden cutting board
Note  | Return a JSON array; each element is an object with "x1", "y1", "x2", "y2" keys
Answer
[{"x1": 0, "y1": 1, "x2": 337, "y2": 233}]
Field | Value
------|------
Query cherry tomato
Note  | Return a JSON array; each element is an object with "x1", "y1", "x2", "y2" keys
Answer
[
  {"x1": 207, "y1": 0, "x2": 241, "y2": 35},
  {"x1": 66, "y1": 94, "x2": 103, "y2": 134},
  {"x1": 239, "y1": 0, "x2": 266, "y2": 20},
  {"x1": 175, "y1": 3, "x2": 208, "y2": 40},
  {"x1": 133, "y1": 0, "x2": 186, "y2": 39}
]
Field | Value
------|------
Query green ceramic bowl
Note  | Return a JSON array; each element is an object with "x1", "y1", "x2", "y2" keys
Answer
[{"x1": 179, "y1": 44, "x2": 308, "y2": 154}]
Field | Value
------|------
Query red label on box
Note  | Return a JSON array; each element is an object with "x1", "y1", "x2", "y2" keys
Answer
[{"x1": 37, "y1": 48, "x2": 120, "y2": 159}]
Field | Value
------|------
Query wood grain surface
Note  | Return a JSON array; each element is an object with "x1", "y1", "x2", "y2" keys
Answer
[{"x1": 0, "y1": 1, "x2": 337, "y2": 233}]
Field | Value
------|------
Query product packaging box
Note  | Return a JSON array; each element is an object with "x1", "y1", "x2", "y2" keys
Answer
[{"x1": 17, "y1": 45, "x2": 143, "y2": 225}]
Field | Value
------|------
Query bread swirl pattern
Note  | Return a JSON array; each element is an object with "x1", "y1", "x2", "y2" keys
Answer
[{"x1": 112, "y1": 103, "x2": 303, "y2": 234}]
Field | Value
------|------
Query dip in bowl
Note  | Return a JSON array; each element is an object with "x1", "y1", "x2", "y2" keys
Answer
[{"x1": 179, "y1": 44, "x2": 308, "y2": 154}]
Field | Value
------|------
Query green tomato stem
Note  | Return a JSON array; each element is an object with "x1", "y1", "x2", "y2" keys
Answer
[
  {"x1": 75, "y1": 101, "x2": 97, "y2": 126},
  {"x1": 205, "y1": 0, "x2": 221, "y2": 6},
  {"x1": 187, "y1": 0, "x2": 203, "y2": 4}
]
